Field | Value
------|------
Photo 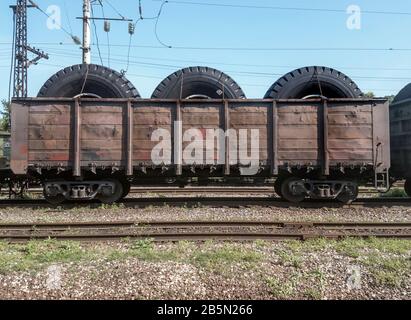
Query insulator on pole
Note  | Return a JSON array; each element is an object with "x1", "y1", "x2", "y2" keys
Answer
[
  {"x1": 104, "y1": 20, "x2": 111, "y2": 32},
  {"x1": 128, "y1": 22, "x2": 135, "y2": 35}
]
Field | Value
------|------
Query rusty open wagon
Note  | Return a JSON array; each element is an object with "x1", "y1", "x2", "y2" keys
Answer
[{"x1": 10, "y1": 97, "x2": 390, "y2": 204}]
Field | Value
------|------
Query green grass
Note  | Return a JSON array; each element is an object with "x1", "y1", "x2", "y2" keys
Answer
[
  {"x1": 361, "y1": 255, "x2": 410, "y2": 288},
  {"x1": 0, "y1": 237, "x2": 409, "y2": 295},
  {"x1": 191, "y1": 244, "x2": 262, "y2": 270},
  {"x1": 276, "y1": 249, "x2": 303, "y2": 268},
  {"x1": 266, "y1": 276, "x2": 296, "y2": 299},
  {"x1": 0, "y1": 240, "x2": 94, "y2": 274},
  {"x1": 380, "y1": 188, "x2": 408, "y2": 198}
]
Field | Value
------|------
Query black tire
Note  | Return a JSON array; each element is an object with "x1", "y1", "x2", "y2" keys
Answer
[
  {"x1": 392, "y1": 83, "x2": 411, "y2": 104},
  {"x1": 264, "y1": 66, "x2": 362, "y2": 99},
  {"x1": 152, "y1": 66, "x2": 246, "y2": 99},
  {"x1": 38, "y1": 64, "x2": 140, "y2": 98}
]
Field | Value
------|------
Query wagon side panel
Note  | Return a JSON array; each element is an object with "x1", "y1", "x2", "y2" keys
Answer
[
  {"x1": 11, "y1": 102, "x2": 29, "y2": 174},
  {"x1": 277, "y1": 102, "x2": 320, "y2": 167},
  {"x1": 327, "y1": 102, "x2": 374, "y2": 166}
]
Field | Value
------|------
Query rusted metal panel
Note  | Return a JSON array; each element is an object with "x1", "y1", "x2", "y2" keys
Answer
[
  {"x1": 29, "y1": 151, "x2": 70, "y2": 161},
  {"x1": 10, "y1": 98, "x2": 390, "y2": 180},
  {"x1": 29, "y1": 140, "x2": 70, "y2": 150},
  {"x1": 29, "y1": 125, "x2": 70, "y2": 140},
  {"x1": 11, "y1": 102, "x2": 29, "y2": 174}
]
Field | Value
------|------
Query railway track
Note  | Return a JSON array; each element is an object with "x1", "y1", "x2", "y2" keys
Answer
[
  {"x1": 0, "y1": 196, "x2": 410, "y2": 209},
  {"x1": 0, "y1": 221, "x2": 410, "y2": 242},
  {"x1": 12, "y1": 185, "x2": 406, "y2": 196}
]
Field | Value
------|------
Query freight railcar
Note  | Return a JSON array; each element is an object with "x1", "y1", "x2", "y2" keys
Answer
[
  {"x1": 10, "y1": 97, "x2": 390, "y2": 204},
  {"x1": 390, "y1": 84, "x2": 411, "y2": 196}
]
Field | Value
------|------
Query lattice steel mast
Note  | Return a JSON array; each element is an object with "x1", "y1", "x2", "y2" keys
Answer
[{"x1": 10, "y1": 0, "x2": 48, "y2": 98}]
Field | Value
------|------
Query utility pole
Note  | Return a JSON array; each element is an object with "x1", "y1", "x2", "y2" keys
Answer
[
  {"x1": 82, "y1": 0, "x2": 91, "y2": 64},
  {"x1": 77, "y1": 0, "x2": 133, "y2": 65},
  {"x1": 10, "y1": 0, "x2": 48, "y2": 98}
]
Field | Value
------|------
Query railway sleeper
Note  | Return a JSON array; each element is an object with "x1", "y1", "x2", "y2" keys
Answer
[
  {"x1": 43, "y1": 179, "x2": 124, "y2": 205},
  {"x1": 280, "y1": 177, "x2": 359, "y2": 204}
]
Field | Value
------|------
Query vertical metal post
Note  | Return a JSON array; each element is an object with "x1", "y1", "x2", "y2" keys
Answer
[
  {"x1": 126, "y1": 100, "x2": 134, "y2": 176},
  {"x1": 82, "y1": 0, "x2": 91, "y2": 64},
  {"x1": 174, "y1": 101, "x2": 182, "y2": 175},
  {"x1": 224, "y1": 100, "x2": 230, "y2": 175},
  {"x1": 322, "y1": 100, "x2": 330, "y2": 176},
  {"x1": 271, "y1": 101, "x2": 279, "y2": 175},
  {"x1": 73, "y1": 99, "x2": 82, "y2": 177}
]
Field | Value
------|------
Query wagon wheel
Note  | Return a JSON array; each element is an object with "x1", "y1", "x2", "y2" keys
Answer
[
  {"x1": 280, "y1": 177, "x2": 306, "y2": 203},
  {"x1": 404, "y1": 179, "x2": 411, "y2": 198},
  {"x1": 8, "y1": 180, "x2": 28, "y2": 199},
  {"x1": 274, "y1": 178, "x2": 284, "y2": 198},
  {"x1": 43, "y1": 191, "x2": 66, "y2": 205},
  {"x1": 97, "y1": 179, "x2": 124, "y2": 204},
  {"x1": 337, "y1": 183, "x2": 359, "y2": 204},
  {"x1": 120, "y1": 181, "x2": 131, "y2": 199}
]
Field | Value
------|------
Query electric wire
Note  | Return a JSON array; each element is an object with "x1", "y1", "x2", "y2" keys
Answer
[
  {"x1": 91, "y1": 3, "x2": 104, "y2": 65},
  {"x1": 104, "y1": 0, "x2": 127, "y2": 20},
  {"x1": 28, "y1": 0, "x2": 78, "y2": 42},
  {"x1": 154, "y1": 0, "x2": 411, "y2": 16},
  {"x1": 100, "y1": 2, "x2": 111, "y2": 67}
]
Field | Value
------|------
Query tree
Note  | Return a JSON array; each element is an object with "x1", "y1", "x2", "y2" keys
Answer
[
  {"x1": 384, "y1": 95, "x2": 395, "y2": 104},
  {"x1": 0, "y1": 100, "x2": 11, "y2": 132},
  {"x1": 364, "y1": 92, "x2": 375, "y2": 98}
]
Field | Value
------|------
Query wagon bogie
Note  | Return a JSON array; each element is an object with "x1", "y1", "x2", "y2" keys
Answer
[
  {"x1": 279, "y1": 177, "x2": 359, "y2": 204},
  {"x1": 43, "y1": 178, "x2": 126, "y2": 204}
]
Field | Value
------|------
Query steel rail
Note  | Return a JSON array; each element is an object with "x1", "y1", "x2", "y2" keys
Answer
[
  {"x1": 0, "y1": 197, "x2": 411, "y2": 209},
  {"x1": 0, "y1": 221, "x2": 409, "y2": 242},
  {"x1": 13, "y1": 185, "x2": 406, "y2": 195}
]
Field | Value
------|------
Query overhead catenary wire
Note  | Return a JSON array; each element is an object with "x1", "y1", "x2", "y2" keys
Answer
[
  {"x1": 27, "y1": 0, "x2": 79, "y2": 44},
  {"x1": 100, "y1": 2, "x2": 111, "y2": 67},
  {"x1": 15, "y1": 45, "x2": 411, "y2": 72},
  {"x1": 40, "y1": 49, "x2": 411, "y2": 83},
  {"x1": 154, "y1": 1, "x2": 171, "y2": 48},
  {"x1": 2, "y1": 41, "x2": 411, "y2": 52},
  {"x1": 104, "y1": 0, "x2": 128, "y2": 20},
  {"x1": 154, "y1": 0, "x2": 411, "y2": 16},
  {"x1": 91, "y1": 3, "x2": 104, "y2": 66}
]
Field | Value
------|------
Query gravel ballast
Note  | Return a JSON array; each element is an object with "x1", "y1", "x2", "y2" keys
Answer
[
  {"x1": 0, "y1": 205, "x2": 410, "y2": 224},
  {"x1": 0, "y1": 238, "x2": 409, "y2": 300}
]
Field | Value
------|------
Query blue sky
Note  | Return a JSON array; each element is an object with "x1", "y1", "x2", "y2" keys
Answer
[{"x1": 1, "y1": 0, "x2": 411, "y2": 99}]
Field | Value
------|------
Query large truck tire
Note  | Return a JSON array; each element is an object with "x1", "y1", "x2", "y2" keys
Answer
[
  {"x1": 152, "y1": 66, "x2": 246, "y2": 99},
  {"x1": 392, "y1": 83, "x2": 411, "y2": 104},
  {"x1": 264, "y1": 66, "x2": 362, "y2": 99},
  {"x1": 37, "y1": 64, "x2": 140, "y2": 98}
]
